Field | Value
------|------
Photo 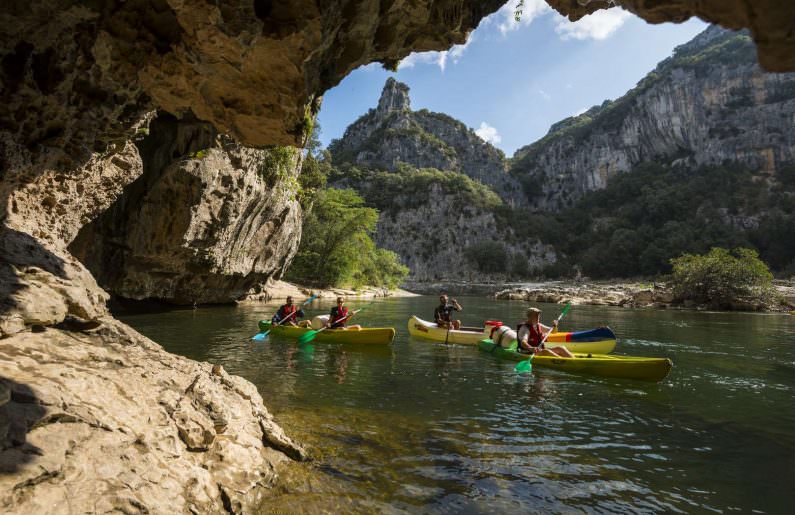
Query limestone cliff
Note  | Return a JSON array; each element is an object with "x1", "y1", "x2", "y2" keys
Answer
[
  {"x1": 2, "y1": 1, "x2": 795, "y2": 512},
  {"x1": 511, "y1": 26, "x2": 795, "y2": 211},
  {"x1": 0, "y1": 318, "x2": 306, "y2": 513},
  {"x1": 69, "y1": 113, "x2": 302, "y2": 304},
  {"x1": 330, "y1": 78, "x2": 520, "y2": 201},
  {"x1": 329, "y1": 80, "x2": 555, "y2": 282}
]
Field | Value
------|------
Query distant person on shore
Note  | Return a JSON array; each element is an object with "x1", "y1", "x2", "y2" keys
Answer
[
  {"x1": 434, "y1": 295, "x2": 462, "y2": 329},
  {"x1": 272, "y1": 296, "x2": 308, "y2": 327},
  {"x1": 327, "y1": 297, "x2": 362, "y2": 330},
  {"x1": 516, "y1": 307, "x2": 574, "y2": 357}
]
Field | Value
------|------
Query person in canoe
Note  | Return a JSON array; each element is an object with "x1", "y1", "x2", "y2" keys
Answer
[
  {"x1": 272, "y1": 296, "x2": 309, "y2": 327},
  {"x1": 517, "y1": 307, "x2": 574, "y2": 357},
  {"x1": 434, "y1": 295, "x2": 462, "y2": 329},
  {"x1": 327, "y1": 296, "x2": 362, "y2": 330}
]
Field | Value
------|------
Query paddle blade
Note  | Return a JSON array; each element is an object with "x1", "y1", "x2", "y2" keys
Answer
[
  {"x1": 514, "y1": 359, "x2": 533, "y2": 374},
  {"x1": 560, "y1": 302, "x2": 572, "y2": 317},
  {"x1": 251, "y1": 331, "x2": 268, "y2": 342},
  {"x1": 297, "y1": 330, "x2": 318, "y2": 345}
]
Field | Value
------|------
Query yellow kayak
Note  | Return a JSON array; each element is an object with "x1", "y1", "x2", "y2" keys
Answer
[
  {"x1": 258, "y1": 320, "x2": 395, "y2": 345},
  {"x1": 408, "y1": 316, "x2": 489, "y2": 345},
  {"x1": 408, "y1": 316, "x2": 616, "y2": 354},
  {"x1": 478, "y1": 340, "x2": 672, "y2": 382}
]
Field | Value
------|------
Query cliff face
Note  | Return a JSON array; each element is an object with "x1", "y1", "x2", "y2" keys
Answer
[
  {"x1": 370, "y1": 183, "x2": 555, "y2": 283},
  {"x1": 330, "y1": 78, "x2": 520, "y2": 201},
  {"x1": 0, "y1": 2, "x2": 508, "y2": 512},
  {"x1": 69, "y1": 113, "x2": 302, "y2": 304},
  {"x1": 511, "y1": 26, "x2": 795, "y2": 212},
  {"x1": 329, "y1": 79, "x2": 554, "y2": 283}
]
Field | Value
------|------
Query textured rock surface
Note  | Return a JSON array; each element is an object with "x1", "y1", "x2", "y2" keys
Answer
[
  {"x1": 0, "y1": 133, "x2": 150, "y2": 334},
  {"x1": 330, "y1": 78, "x2": 520, "y2": 200},
  {"x1": 371, "y1": 183, "x2": 554, "y2": 282},
  {"x1": 69, "y1": 113, "x2": 303, "y2": 304},
  {"x1": 0, "y1": 319, "x2": 306, "y2": 513},
  {"x1": 329, "y1": 79, "x2": 554, "y2": 282},
  {"x1": 494, "y1": 280, "x2": 795, "y2": 311},
  {"x1": 511, "y1": 26, "x2": 795, "y2": 211},
  {"x1": 549, "y1": 0, "x2": 795, "y2": 72}
]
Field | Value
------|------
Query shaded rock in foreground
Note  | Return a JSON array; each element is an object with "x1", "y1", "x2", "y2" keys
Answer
[{"x1": 0, "y1": 319, "x2": 306, "y2": 513}]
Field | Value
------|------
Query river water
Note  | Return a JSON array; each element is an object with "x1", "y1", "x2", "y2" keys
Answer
[{"x1": 118, "y1": 296, "x2": 795, "y2": 513}]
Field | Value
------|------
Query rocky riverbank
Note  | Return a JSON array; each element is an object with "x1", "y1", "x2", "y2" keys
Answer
[
  {"x1": 239, "y1": 280, "x2": 418, "y2": 303},
  {"x1": 494, "y1": 281, "x2": 795, "y2": 312},
  {"x1": 0, "y1": 318, "x2": 306, "y2": 513}
]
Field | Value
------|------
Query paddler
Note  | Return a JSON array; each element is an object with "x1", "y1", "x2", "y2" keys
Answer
[
  {"x1": 271, "y1": 296, "x2": 308, "y2": 327},
  {"x1": 434, "y1": 294, "x2": 462, "y2": 329},
  {"x1": 517, "y1": 307, "x2": 574, "y2": 357},
  {"x1": 327, "y1": 296, "x2": 362, "y2": 330}
]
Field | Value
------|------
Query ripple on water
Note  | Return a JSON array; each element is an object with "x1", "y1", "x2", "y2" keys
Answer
[{"x1": 117, "y1": 298, "x2": 795, "y2": 514}]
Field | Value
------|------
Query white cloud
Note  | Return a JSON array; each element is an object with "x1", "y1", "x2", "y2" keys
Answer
[
  {"x1": 475, "y1": 122, "x2": 502, "y2": 145},
  {"x1": 489, "y1": 0, "x2": 550, "y2": 35},
  {"x1": 398, "y1": 35, "x2": 473, "y2": 72},
  {"x1": 554, "y1": 8, "x2": 632, "y2": 41},
  {"x1": 538, "y1": 89, "x2": 551, "y2": 101}
]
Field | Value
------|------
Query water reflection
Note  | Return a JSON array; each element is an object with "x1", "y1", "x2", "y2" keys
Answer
[{"x1": 118, "y1": 297, "x2": 795, "y2": 513}]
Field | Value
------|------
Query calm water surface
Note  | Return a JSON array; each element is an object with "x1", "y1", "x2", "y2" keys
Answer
[{"x1": 118, "y1": 297, "x2": 795, "y2": 513}]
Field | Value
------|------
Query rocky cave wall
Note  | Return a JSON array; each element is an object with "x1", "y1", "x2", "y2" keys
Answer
[
  {"x1": 2, "y1": 1, "x2": 795, "y2": 513},
  {"x1": 69, "y1": 112, "x2": 303, "y2": 304}
]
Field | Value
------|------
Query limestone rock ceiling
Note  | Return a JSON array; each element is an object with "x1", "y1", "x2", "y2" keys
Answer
[
  {"x1": 1, "y1": 1, "x2": 793, "y2": 155},
  {"x1": 550, "y1": 0, "x2": 795, "y2": 72}
]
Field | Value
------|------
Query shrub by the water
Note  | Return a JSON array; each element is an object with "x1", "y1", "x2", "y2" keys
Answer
[
  {"x1": 669, "y1": 247, "x2": 775, "y2": 308},
  {"x1": 287, "y1": 188, "x2": 408, "y2": 289}
]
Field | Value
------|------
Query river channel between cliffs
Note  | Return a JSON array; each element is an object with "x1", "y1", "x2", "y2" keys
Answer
[{"x1": 118, "y1": 296, "x2": 795, "y2": 513}]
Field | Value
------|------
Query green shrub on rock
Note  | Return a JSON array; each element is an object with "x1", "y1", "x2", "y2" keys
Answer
[{"x1": 669, "y1": 247, "x2": 774, "y2": 309}]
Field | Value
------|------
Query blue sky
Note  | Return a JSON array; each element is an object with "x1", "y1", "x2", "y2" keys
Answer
[{"x1": 316, "y1": 1, "x2": 707, "y2": 156}]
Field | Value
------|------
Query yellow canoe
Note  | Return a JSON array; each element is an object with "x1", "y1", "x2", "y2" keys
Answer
[
  {"x1": 258, "y1": 321, "x2": 395, "y2": 345},
  {"x1": 408, "y1": 316, "x2": 616, "y2": 354},
  {"x1": 478, "y1": 340, "x2": 672, "y2": 382}
]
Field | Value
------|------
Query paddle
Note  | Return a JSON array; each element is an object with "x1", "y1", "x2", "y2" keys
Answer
[
  {"x1": 251, "y1": 294, "x2": 318, "y2": 341},
  {"x1": 442, "y1": 299, "x2": 460, "y2": 346},
  {"x1": 297, "y1": 303, "x2": 370, "y2": 345},
  {"x1": 515, "y1": 302, "x2": 572, "y2": 373}
]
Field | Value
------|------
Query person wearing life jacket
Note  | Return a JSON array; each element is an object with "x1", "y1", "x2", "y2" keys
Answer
[
  {"x1": 434, "y1": 294, "x2": 462, "y2": 329},
  {"x1": 272, "y1": 296, "x2": 307, "y2": 327},
  {"x1": 516, "y1": 307, "x2": 574, "y2": 358},
  {"x1": 327, "y1": 296, "x2": 362, "y2": 330}
]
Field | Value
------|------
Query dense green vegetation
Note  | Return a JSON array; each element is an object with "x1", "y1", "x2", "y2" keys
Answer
[
  {"x1": 510, "y1": 163, "x2": 795, "y2": 279},
  {"x1": 286, "y1": 188, "x2": 408, "y2": 289},
  {"x1": 330, "y1": 164, "x2": 502, "y2": 212},
  {"x1": 670, "y1": 247, "x2": 775, "y2": 308}
]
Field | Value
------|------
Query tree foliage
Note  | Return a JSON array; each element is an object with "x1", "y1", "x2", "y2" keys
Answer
[
  {"x1": 464, "y1": 241, "x2": 508, "y2": 274},
  {"x1": 507, "y1": 163, "x2": 795, "y2": 279},
  {"x1": 286, "y1": 188, "x2": 408, "y2": 288},
  {"x1": 669, "y1": 247, "x2": 774, "y2": 308}
]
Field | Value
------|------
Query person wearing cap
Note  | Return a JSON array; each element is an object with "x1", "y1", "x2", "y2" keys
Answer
[
  {"x1": 272, "y1": 296, "x2": 307, "y2": 327},
  {"x1": 516, "y1": 307, "x2": 574, "y2": 357},
  {"x1": 327, "y1": 296, "x2": 362, "y2": 330}
]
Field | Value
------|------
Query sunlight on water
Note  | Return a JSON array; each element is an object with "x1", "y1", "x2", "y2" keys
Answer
[{"x1": 119, "y1": 297, "x2": 795, "y2": 513}]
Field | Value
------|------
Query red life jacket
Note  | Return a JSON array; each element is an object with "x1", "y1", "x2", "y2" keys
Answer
[
  {"x1": 331, "y1": 306, "x2": 349, "y2": 326},
  {"x1": 279, "y1": 304, "x2": 298, "y2": 319},
  {"x1": 517, "y1": 323, "x2": 544, "y2": 347}
]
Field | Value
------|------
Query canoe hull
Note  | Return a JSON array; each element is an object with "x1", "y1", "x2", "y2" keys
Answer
[
  {"x1": 407, "y1": 316, "x2": 487, "y2": 345},
  {"x1": 408, "y1": 316, "x2": 616, "y2": 354},
  {"x1": 478, "y1": 340, "x2": 672, "y2": 382},
  {"x1": 258, "y1": 321, "x2": 395, "y2": 345}
]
